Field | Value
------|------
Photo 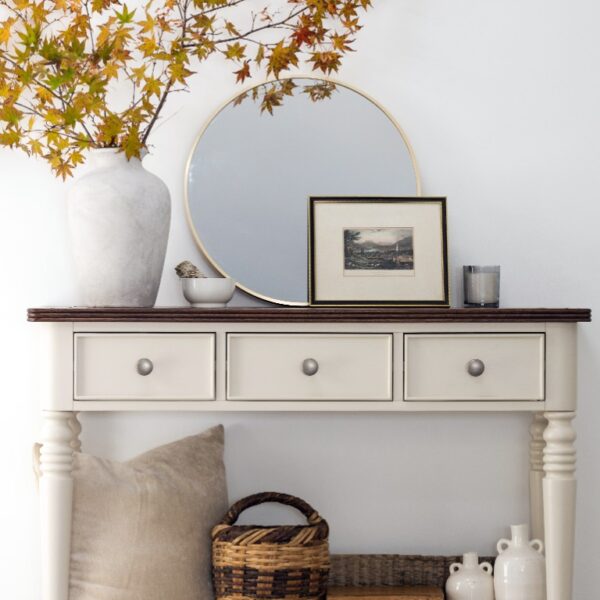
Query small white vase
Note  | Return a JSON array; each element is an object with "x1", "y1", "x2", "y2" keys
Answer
[
  {"x1": 445, "y1": 552, "x2": 494, "y2": 600},
  {"x1": 494, "y1": 524, "x2": 546, "y2": 600},
  {"x1": 67, "y1": 149, "x2": 171, "y2": 307}
]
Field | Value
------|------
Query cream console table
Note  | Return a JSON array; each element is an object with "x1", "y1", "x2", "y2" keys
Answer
[{"x1": 28, "y1": 306, "x2": 591, "y2": 600}]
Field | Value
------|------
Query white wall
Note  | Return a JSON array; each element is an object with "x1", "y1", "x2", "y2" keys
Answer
[{"x1": 1, "y1": 0, "x2": 599, "y2": 597}]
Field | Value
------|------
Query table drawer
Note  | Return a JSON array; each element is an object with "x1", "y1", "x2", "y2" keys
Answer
[
  {"x1": 75, "y1": 333, "x2": 216, "y2": 400},
  {"x1": 404, "y1": 333, "x2": 545, "y2": 401},
  {"x1": 227, "y1": 333, "x2": 393, "y2": 401}
]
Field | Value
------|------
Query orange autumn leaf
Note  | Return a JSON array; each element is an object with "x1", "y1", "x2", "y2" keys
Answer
[{"x1": 234, "y1": 60, "x2": 250, "y2": 83}]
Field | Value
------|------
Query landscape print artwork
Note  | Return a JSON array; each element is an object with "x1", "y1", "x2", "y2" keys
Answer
[{"x1": 343, "y1": 227, "x2": 414, "y2": 275}]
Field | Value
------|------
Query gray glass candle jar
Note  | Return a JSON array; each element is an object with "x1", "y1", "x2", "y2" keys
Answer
[{"x1": 463, "y1": 266, "x2": 500, "y2": 308}]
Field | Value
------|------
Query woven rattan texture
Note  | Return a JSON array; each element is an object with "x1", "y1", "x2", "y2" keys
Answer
[
  {"x1": 329, "y1": 555, "x2": 496, "y2": 589},
  {"x1": 212, "y1": 493, "x2": 330, "y2": 600}
]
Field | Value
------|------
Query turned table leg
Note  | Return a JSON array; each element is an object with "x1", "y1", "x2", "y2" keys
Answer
[
  {"x1": 68, "y1": 413, "x2": 82, "y2": 453},
  {"x1": 543, "y1": 411, "x2": 577, "y2": 600},
  {"x1": 40, "y1": 411, "x2": 79, "y2": 600},
  {"x1": 529, "y1": 413, "x2": 547, "y2": 541}
]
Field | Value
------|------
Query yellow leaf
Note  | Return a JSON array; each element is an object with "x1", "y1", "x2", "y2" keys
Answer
[
  {"x1": 36, "y1": 86, "x2": 54, "y2": 104},
  {"x1": 168, "y1": 62, "x2": 192, "y2": 84},
  {"x1": 138, "y1": 36, "x2": 157, "y2": 57},
  {"x1": 224, "y1": 21, "x2": 239, "y2": 36},
  {"x1": 54, "y1": 160, "x2": 73, "y2": 180},
  {"x1": 55, "y1": 136, "x2": 70, "y2": 151},
  {"x1": 330, "y1": 33, "x2": 352, "y2": 52},
  {"x1": 31, "y1": 3, "x2": 50, "y2": 25},
  {"x1": 97, "y1": 24, "x2": 113, "y2": 47},
  {"x1": 102, "y1": 62, "x2": 119, "y2": 80},
  {"x1": 98, "y1": 114, "x2": 123, "y2": 141},
  {"x1": 138, "y1": 13, "x2": 155, "y2": 33},
  {"x1": 45, "y1": 110, "x2": 63, "y2": 125},
  {"x1": 0, "y1": 130, "x2": 21, "y2": 146},
  {"x1": 70, "y1": 151, "x2": 85, "y2": 165},
  {"x1": 225, "y1": 42, "x2": 245, "y2": 61},
  {"x1": 309, "y1": 50, "x2": 342, "y2": 74},
  {"x1": 267, "y1": 41, "x2": 299, "y2": 77},
  {"x1": 122, "y1": 126, "x2": 141, "y2": 158},
  {"x1": 131, "y1": 65, "x2": 147, "y2": 83},
  {"x1": 255, "y1": 44, "x2": 265, "y2": 66},
  {"x1": 113, "y1": 26, "x2": 133, "y2": 49},
  {"x1": 0, "y1": 18, "x2": 15, "y2": 46},
  {"x1": 143, "y1": 77, "x2": 162, "y2": 98},
  {"x1": 30, "y1": 139, "x2": 44, "y2": 155}
]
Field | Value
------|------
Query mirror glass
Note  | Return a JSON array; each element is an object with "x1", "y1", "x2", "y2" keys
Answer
[{"x1": 186, "y1": 78, "x2": 420, "y2": 305}]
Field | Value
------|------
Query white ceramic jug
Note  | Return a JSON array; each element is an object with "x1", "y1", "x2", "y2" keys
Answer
[
  {"x1": 494, "y1": 524, "x2": 545, "y2": 600},
  {"x1": 445, "y1": 552, "x2": 494, "y2": 600}
]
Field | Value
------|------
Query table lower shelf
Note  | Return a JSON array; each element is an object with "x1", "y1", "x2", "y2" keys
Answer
[{"x1": 329, "y1": 586, "x2": 443, "y2": 600}]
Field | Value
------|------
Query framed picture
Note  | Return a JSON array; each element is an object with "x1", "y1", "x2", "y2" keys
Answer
[{"x1": 308, "y1": 197, "x2": 449, "y2": 306}]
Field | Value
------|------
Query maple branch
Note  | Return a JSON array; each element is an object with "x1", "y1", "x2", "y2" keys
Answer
[
  {"x1": 198, "y1": 0, "x2": 245, "y2": 16},
  {"x1": 232, "y1": 36, "x2": 267, "y2": 47},
  {"x1": 121, "y1": 63, "x2": 140, "y2": 100},
  {"x1": 130, "y1": 73, "x2": 138, "y2": 108},
  {"x1": 45, "y1": 69, "x2": 96, "y2": 144},
  {"x1": 14, "y1": 100, "x2": 45, "y2": 119},
  {"x1": 139, "y1": 0, "x2": 193, "y2": 145},
  {"x1": 121, "y1": 93, "x2": 146, "y2": 115},
  {"x1": 83, "y1": 0, "x2": 96, "y2": 54},
  {"x1": 0, "y1": 0, "x2": 27, "y2": 24},
  {"x1": 183, "y1": 6, "x2": 310, "y2": 48},
  {"x1": 14, "y1": 101, "x2": 93, "y2": 144},
  {"x1": 77, "y1": 117, "x2": 95, "y2": 144},
  {"x1": 5, "y1": 58, "x2": 94, "y2": 144},
  {"x1": 2, "y1": 55, "x2": 72, "y2": 107},
  {"x1": 50, "y1": 67, "x2": 96, "y2": 144},
  {"x1": 48, "y1": 129, "x2": 91, "y2": 144},
  {"x1": 141, "y1": 78, "x2": 172, "y2": 145}
]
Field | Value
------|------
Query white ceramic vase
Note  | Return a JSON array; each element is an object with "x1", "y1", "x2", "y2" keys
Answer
[
  {"x1": 67, "y1": 149, "x2": 171, "y2": 306},
  {"x1": 494, "y1": 524, "x2": 546, "y2": 600},
  {"x1": 445, "y1": 552, "x2": 494, "y2": 600}
]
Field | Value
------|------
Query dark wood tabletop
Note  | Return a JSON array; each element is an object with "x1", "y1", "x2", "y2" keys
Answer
[{"x1": 27, "y1": 307, "x2": 592, "y2": 323}]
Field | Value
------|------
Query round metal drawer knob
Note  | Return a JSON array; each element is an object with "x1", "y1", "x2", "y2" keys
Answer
[
  {"x1": 136, "y1": 358, "x2": 154, "y2": 376},
  {"x1": 467, "y1": 358, "x2": 485, "y2": 377},
  {"x1": 302, "y1": 358, "x2": 319, "y2": 376}
]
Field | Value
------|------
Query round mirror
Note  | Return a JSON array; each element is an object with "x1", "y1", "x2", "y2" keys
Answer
[{"x1": 185, "y1": 77, "x2": 420, "y2": 306}]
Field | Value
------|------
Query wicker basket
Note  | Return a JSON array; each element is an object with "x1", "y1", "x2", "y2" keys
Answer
[
  {"x1": 212, "y1": 492, "x2": 330, "y2": 600},
  {"x1": 329, "y1": 554, "x2": 496, "y2": 589}
]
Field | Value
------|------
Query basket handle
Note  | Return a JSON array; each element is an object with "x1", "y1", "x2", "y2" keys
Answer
[{"x1": 220, "y1": 492, "x2": 323, "y2": 527}]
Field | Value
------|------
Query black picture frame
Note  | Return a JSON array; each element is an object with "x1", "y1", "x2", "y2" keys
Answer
[{"x1": 308, "y1": 197, "x2": 449, "y2": 307}]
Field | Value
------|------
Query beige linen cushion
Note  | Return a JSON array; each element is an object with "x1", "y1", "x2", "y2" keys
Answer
[{"x1": 68, "y1": 425, "x2": 228, "y2": 600}]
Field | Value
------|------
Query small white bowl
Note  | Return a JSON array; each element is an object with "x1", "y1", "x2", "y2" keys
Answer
[{"x1": 181, "y1": 277, "x2": 235, "y2": 307}]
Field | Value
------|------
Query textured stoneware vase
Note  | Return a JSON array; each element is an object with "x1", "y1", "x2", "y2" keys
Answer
[
  {"x1": 445, "y1": 552, "x2": 494, "y2": 600},
  {"x1": 494, "y1": 524, "x2": 546, "y2": 600},
  {"x1": 67, "y1": 149, "x2": 171, "y2": 306}
]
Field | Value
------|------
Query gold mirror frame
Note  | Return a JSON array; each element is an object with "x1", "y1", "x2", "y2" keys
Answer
[{"x1": 184, "y1": 74, "x2": 422, "y2": 306}]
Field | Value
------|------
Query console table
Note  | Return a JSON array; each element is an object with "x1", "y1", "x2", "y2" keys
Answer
[{"x1": 28, "y1": 307, "x2": 591, "y2": 600}]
